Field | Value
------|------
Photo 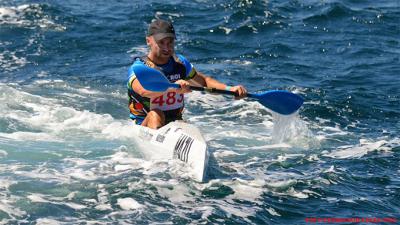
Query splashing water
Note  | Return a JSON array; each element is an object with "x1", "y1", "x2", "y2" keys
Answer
[{"x1": 270, "y1": 111, "x2": 317, "y2": 149}]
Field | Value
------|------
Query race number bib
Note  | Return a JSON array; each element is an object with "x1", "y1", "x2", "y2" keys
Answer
[{"x1": 150, "y1": 91, "x2": 184, "y2": 111}]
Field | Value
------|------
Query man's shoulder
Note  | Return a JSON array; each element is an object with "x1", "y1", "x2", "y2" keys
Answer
[
  {"x1": 128, "y1": 58, "x2": 146, "y2": 77},
  {"x1": 174, "y1": 54, "x2": 197, "y2": 79},
  {"x1": 132, "y1": 57, "x2": 146, "y2": 66},
  {"x1": 175, "y1": 54, "x2": 189, "y2": 64},
  {"x1": 174, "y1": 54, "x2": 194, "y2": 69},
  {"x1": 129, "y1": 57, "x2": 147, "y2": 68}
]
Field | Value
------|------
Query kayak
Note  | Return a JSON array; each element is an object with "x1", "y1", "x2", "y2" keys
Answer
[{"x1": 131, "y1": 121, "x2": 209, "y2": 182}]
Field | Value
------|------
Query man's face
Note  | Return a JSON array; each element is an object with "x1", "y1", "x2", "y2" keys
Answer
[{"x1": 147, "y1": 36, "x2": 175, "y2": 60}]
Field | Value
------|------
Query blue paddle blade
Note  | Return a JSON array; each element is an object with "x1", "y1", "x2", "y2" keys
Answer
[
  {"x1": 248, "y1": 90, "x2": 304, "y2": 115},
  {"x1": 133, "y1": 64, "x2": 180, "y2": 92}
]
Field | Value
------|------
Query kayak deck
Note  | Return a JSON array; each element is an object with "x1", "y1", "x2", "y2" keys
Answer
[{"x1": 131, "y1": 121, "x2": 209, "y2": 182}]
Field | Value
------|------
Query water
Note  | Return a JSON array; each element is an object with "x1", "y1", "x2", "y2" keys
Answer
[{"x1": 1, "y1": 0, "x2": 399, "y2": 224}]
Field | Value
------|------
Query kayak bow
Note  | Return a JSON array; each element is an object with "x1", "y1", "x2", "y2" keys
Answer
[{"x1": 131, "y1": 121, "x2": 208, "y2": 182}]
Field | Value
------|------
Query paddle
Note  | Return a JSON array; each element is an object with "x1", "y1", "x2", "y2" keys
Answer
[{"x1": 133, "y1": 65, "x2": 304, "y2": 115}]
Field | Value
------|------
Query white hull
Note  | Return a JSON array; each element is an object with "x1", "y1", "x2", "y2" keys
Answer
[{"x1": 131, "y1": 121, "x2": 208, "y2": 182}]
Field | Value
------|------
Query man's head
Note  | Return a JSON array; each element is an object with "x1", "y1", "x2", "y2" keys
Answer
[
  {"x1": 147, "y1": 19, "x2": 176, "y2": 41},
  {"x1": 146, "y1": 19, "x2": 176, "y2": 62}
]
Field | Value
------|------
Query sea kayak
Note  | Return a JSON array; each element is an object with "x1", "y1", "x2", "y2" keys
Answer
[{"x1": 131, "y1": 121, "x2": 208, "y2": 182}]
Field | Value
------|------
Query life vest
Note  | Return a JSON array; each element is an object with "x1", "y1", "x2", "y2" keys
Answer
[{"x1": 128, "y1": 55, "x2": 193, "y2": 121}]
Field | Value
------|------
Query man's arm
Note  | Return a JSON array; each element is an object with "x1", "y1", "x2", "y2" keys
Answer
[
  {"x1": 131, "y1": 78, "x2": 191, "y2": 98},
  {"x1": 176, "y1": 54, "x2": 246, "y2": 97},
  {"x1": 131, "y1": 78, "x2": 164, "y2": 98}
]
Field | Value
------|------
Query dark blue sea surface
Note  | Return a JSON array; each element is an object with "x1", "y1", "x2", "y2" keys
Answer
[{"x1": 0, "y1": 0, "x2": 399, "y2": 224}]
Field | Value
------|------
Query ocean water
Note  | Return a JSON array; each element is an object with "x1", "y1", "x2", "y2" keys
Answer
[{"x1": 0, "y1": 0, "x2": 399, "y2": 224}]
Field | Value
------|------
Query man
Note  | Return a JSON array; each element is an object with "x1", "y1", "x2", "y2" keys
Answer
[{"x1": 127, "y1": 19, "x2": 247, "y2": 129}]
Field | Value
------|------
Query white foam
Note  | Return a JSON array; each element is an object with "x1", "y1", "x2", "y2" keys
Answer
[
  {"x1": 219, "y1": 26, "x2": 233, "y2": 34},
  {"x1": 266, "y1": 207, "x2": 281, "y2": 216},
  {"x1": 14, "y1": 167, "x2": 69, "y2": 183},
  {"x1": 64, "y1": 202, "x2": 87, "y2": 210},
  {"x1": 213, "y1": 150, "x2": 241, "y2": 158},
  {"x1": 324, "y1": 140, "x2": 389, "y2": 159},
  {"x1": 0, "y1": 198, "x2": 26, "y2": 218},
  {"x1": 95, "y1": 204, "x2": 112, "y2": 211},
  {"x1": 154, "y1": 11, "x2": 183, "y2": 18},
  {"x1": 34, "y1": 218, "x2": 63, "y2": 225},
  {"x1": 76, "y1": 88, "x2": 100, "y2": 95},
  {"x1": 66, "y1": 192, "x2": 76, "y2": 201},
  {"x1": 101, "y1": 121, "x2": 141, "y2": 141},
  {"x1": 0, "y1": 84, "x2": 137, "y2": 142},
  {"x1": 110, "y1": 151, "x2": 146, "y2": 165},
  {"x1": 117, "y1": 198, "x2": 144, "y2": 210},
  {"x1": 0, "y1": 150, "x2": 7, "y2": 157},
  {"x1": 27, "y1": 194, "x2": 49, "y2": 203},
  {"x1": 114, "y1": 164, "x2": 134, "y2": 172},
  {"x1": 157, "y1": 183, "x2": 193, "y2": 203},
  {"x1": 33, "y1": 79, "x2": 54, "y2": 85},
  {"x1": 177, "y1": 178, "x2": 265, "y2": 220},
  {"x1": 0, "y1": 49, "x2": 28, "y2": 72},
  {"x1": 67, "y1": 168, "x2": 98, "y2": 181},
  {"x1": 0, "y1": 4, "x2": 66, "y2": 31},
  {"x1": 303, "y1": 189, "x2": 322, "y2": 197},
  {"x1": 197, "y1": 206, "x2": 214, "y2": 220},
  {"x1": 266, "y1": 179, "x2": 297, "y2": 189},
  {"x1": 243, "y1": 143, "x2": 292, "y2": 150},
  {"x1": 229, "y1": 181, "x2": 263, "y2": 203},
  {"x1": 0, "y1": 131, "x2": 59, "y2": 142},
  {"x1": 326, "y1": 197, "x2": 339, "y2": 203},
  {"x1": 286, "y1": 187, "x2": 309, "y2": 199},
  {"x1": 215, "y1": 200, "x2": 258, "y2": 222},
  {"x1": 276, "y1": 154, "x2": 305, "y2": 162},
  {"x1": 325, "y1": 165, "x2": 335, "y2": 173},
  {"x1": 307, "y1": 154, "x2": 323, "y2": 162},
  {"x1": 0, "y1": 179, "x2": 15, "y2": 190},
  {"x1": 223, "y1": 59, "x2": 253, "y2": 65},
  {"x1": 27, "y1": 193, "x2": 87, "y2": 210}
]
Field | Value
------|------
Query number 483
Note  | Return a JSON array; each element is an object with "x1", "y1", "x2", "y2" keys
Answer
[{"x1": 151, "y1": 92, "x2": 184, "y2": 106}]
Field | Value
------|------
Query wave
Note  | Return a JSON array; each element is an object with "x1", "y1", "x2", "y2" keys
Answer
[
  {"x1": 302, "y1": 3, "x2": 355, "y2": 22},
  {"x1": 0, "y1": 3, "x2": 67, "y2": 73},
  {"x1": 323, "y1": 139, "x2": 398, "y2": 159},
  {"x1": 0, "y1": 47, "x2": 28, "y2": 72},
  {"x1": 0, "y1": 4, "x2": 66, "y2": 31},
  {"x1": 0, "y1": 83, "x2": 132, "y2": 142}
]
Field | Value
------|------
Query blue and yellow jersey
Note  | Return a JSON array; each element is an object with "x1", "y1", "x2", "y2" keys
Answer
[{"x1": 127, "y1": 54, "x2": 197, "y2": 123}]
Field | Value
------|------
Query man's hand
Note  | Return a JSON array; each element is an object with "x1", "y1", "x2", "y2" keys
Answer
[
  {"x1": 229, "y1": 85, "x2": 247, "y2": 99},
  {"x1": 174, "y1": 79, "x2": 192, "y2": 94}
]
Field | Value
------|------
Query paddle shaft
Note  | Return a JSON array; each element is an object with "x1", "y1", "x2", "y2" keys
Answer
[{"x1": 189, "y1": 86, "x2": 253, "y2": 97}]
